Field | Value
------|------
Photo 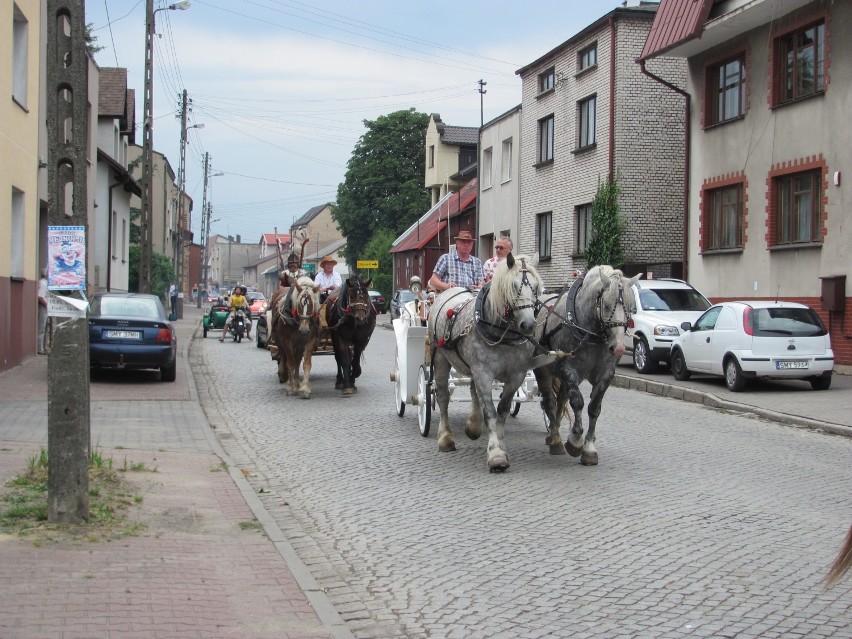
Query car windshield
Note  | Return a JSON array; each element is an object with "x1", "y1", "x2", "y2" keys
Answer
[
  {"x1": 92, "y1": 297, "x2": 161, "y2": 319},
  {"x1": 749, "y1": 307, "x2": 827, "y2": 337},
  {"x1": 639, "y1": 288, "x2": 710, "y2": 312}
]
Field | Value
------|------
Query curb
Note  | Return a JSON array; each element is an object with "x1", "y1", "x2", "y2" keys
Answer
[
  {"x1": 182, "y1": 312, "x2": 356, "y2": 639},
  {"x1": 611, "y1": 374, "x2": 852, "y2": 438}
]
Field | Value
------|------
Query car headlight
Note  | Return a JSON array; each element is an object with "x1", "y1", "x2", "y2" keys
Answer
[{"x1": 654, "y1": 325, "x2": 680, "y2": 337}]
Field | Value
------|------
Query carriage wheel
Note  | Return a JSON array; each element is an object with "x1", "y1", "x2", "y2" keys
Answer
[
  {"x1": 417, "y1": 364, "x2": 431, "y2": 437},
  {"x1": 393, "y1": 352, "x2": 405, "y2": 417}
]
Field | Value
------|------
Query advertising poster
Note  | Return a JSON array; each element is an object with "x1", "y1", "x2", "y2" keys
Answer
[{"x1": 47, "y1": 226, "x2": 86, "y2": 291}]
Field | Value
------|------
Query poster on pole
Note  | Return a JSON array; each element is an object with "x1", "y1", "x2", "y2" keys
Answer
[{"x1": 47, "y1": 226, "x2": 86, "y2": 291}]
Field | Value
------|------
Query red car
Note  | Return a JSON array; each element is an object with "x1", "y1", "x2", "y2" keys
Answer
[{"x1": 247, "y1": 292, "x2": 267, "y2": 315}]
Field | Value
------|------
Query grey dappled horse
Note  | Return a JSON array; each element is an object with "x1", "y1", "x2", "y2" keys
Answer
[
  {"x1": 534, "y1": 265, "x2": 640, "y2": 465},
  {"x1": 428, "y1": 254, "x2": 555, "y2": 472}
]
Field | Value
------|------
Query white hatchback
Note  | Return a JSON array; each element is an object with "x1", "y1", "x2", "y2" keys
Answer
[{"x1": 669, "y1": 301, "x2": 834, "y2": 392}]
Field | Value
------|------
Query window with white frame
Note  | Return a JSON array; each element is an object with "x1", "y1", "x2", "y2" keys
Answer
[
  {"x1": 576, "y1": 203, "x2": 592, "y2": 253},
  {"x1": 501, "y1": 138, "x2": 512, "y2": 182},
  {"x1": 578, "y1": 43, "x2": 597, "y2": 72},
  {"x1": 11, "y1": 188, "x2": 25, "y2": 277},
  {"x1": 482, "y1": 147, "x2": 493, "y2": 189},
  {"x1": 12, "y1": 4, "x2": 29, "y2": 109},
  {"x1": 537, "y1": 212, "x2": 552, "y2": 259},
  {"x1": 578, "y1": 95, "x2": 596, "y2": 149},
  {"x1": 538, "y1": 115, "x2": 554, "y2": 164},
  {"x1": 538, "y1": 67, "x2": 555, "y2": 94}
]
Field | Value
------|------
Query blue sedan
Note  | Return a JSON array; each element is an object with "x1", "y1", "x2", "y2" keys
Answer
[{"x1": 88, "y1": 292, "x2": 177, "y2": 381}]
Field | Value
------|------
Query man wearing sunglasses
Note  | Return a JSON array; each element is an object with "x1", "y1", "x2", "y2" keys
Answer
[{"x1": 483, "y1": 236, "x2": 513, "y2": 282}]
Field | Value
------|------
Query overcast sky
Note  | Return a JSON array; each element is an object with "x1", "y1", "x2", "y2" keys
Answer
[{"x1": 85, "y1": 0, "x2": 626, "y2": 244}]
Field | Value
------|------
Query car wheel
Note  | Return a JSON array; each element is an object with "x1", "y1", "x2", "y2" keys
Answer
[
  {"x1": 161, "y1": 360, "x2": 177, "y2": 382},
  {"x1": 670, "y1": 349, "x2": 691, "y2": 381},
  {"x1": 632, "y1": 337, "x2": 658, "y2": 374},
  {"x1": 724, "y1": 357, "x2": 747, "y2": 392},
  {"x1": 810, "y1": 374, "x2": 832, "y2": 391}
]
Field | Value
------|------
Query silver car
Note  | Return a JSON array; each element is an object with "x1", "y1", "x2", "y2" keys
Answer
[{"x1": 669, "y1": 300, "x2": 834, "y2": 391}]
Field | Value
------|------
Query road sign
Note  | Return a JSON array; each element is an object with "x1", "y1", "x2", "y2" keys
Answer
[{"x1": 357, "y1": 260, "x2": 379, "y2": 269}]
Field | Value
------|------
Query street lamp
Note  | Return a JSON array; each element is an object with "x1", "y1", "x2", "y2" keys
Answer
[
  {"x1": 140, "y1": 0, "x2": 190, "y2": 294},
  {"x1": 175, "y1": 112, "x2": 204, "y2": 316}
]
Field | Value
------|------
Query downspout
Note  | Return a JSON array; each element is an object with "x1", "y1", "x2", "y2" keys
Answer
[
  {"x1": 639, "y1": 59, "x2": 691, "y2": 281},
  {"x1": 609, "y1": 17, "x2": 616, "y2": 180}
]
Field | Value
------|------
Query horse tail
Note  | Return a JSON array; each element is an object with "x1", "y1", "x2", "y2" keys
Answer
[{"x1": 825, "y1": 523, "x2": 852, "y2": 588}]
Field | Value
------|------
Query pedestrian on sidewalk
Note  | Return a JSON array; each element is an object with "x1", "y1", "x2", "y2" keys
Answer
[{"x1": 37, "y1": 268, "x2": 49, "y2": 354}]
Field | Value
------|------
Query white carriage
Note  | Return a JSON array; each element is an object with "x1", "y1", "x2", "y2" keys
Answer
[{"x1": 389, "y1": 284, "x2": 540, "y2": 437}]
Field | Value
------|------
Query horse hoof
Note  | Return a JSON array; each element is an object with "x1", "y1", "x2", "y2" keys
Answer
[
  {"x1": 438, "y1": 437, "x2": 456, "y2": 452},
  {"x1": 342, "y1": 387, "x2": 356, "y2": 396},
  {"x1": 549, "y1": 444, "x2": 566, "y2": 456},
  {"x1": 488, "y1": 456, "x2": 510, "y2": 472},
  {"x1": 564, "y1": 441, "x2": 583, "y2": 457},
  {"x1": 580, "y1": 451, "x2": 599, "y2": 466},
  {"x1": 335, "y1": 381, "x2": 344, "y2": 390},
  {"x1": 300, "y1": 392, "x2": 311, "y2": 400},
  {"x1": 464, "y1": 425, "x2": 481, "y2": 440}
]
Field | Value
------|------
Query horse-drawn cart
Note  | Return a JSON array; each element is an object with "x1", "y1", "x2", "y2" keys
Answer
[{"x1": 389, "y1": 290, "x2": 540, "y2": 438}]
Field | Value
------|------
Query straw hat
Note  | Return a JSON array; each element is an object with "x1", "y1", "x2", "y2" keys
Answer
[
  {"x1": 454, "y1": 230, "x2": 475, "y2": 242},
  {"x1": 320, "y1": 255, "x2": 338, "y2": 267}
]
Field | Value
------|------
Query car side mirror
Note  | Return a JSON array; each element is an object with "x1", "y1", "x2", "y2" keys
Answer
[{"x1": 680, "y1": 321, "x2": 692, "y2": 331}]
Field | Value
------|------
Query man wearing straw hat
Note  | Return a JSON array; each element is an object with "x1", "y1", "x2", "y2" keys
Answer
[
  {"x1": 315, "y1": 254, "x2": 342, "y2": 302},
  {"x1": 428, "y1": 230, "x2": 485, "y2": 293}
]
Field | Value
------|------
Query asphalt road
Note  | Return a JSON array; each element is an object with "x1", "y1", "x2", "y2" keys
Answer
[{"x1": 193, "y1": 318, "x2": 852, "y2": 639}]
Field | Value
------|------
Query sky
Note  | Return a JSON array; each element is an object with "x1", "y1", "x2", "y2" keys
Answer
[{"x1": 85, "y1": 0, "x2": 626, "y2": 245}]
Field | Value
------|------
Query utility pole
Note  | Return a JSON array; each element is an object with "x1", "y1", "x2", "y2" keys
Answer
[
  {"x1": 175, "y1": 89, "x2": 188, "y2": 318},
  {"x1": 199, "y1": 152, "x2": 210, "y2": 304},
  {"x1": 140, "y1": 0, "x2": 190, "y2": 294},
  {"x1": 46, "y1": 0, "x2": 90, "y2": 523},
  {"x1": 476, "y1": 79, "x2": 487, "y2": 256}
]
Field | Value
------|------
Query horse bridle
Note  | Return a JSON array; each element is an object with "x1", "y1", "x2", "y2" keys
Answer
[
  {"x1": 594, "y1": 277, "x2": 633, "y2": 334},
  {"x1": 294, "y1": 288, "x2": 318, "y2": 322},
  {"x1": 331, "y1": 280, "x2": 371, "y2": 328}
]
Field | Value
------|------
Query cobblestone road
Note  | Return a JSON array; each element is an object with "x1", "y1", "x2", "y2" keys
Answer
[{"x1": 192, "y1": 321, "x2": 852, "y2": 639}]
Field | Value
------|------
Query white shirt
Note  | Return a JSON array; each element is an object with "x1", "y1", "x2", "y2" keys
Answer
[{"x1": 315, "y1": 270, "x2": 341, "y2": 291}]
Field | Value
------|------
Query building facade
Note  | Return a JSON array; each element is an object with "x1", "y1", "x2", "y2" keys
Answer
[
  {"x1": 516, "y1": 3, "x2": 687, "y2": 290},
  {"x1": 478, "y1": 105, "x2": 522, "y2": 257},
  {"x1": 424, "y1": 114, "x2": 478, "y2": 207},
  {"x1": 640, "y1": 0, "x2": 851, "y2": 366}
]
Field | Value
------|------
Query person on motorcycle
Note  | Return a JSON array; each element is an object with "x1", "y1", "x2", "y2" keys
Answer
[{"x1": 220, "y1": 285, "x2": 250, "y2": 342}]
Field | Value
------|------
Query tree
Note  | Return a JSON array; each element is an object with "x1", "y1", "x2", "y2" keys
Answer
[
  {"x1": 128, "y1": 245, "x2": 173, "y2": 298},
  {"x1": 582, "y1": 173, "x2": 627, "y2": 269},
  {"x1": 360, "y1": 228, "x2": 396, "y2": 298},
  {"x1": 332, "y1": 109, "x2": 431, "y2": 267}
]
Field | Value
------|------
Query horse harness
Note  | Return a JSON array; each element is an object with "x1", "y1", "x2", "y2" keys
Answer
[
  {"x1": 278, "y1": 286, "x2": 319, "y2": 327},
  {"x1": 330, "y1": 279, "x2": 371, "y2": 329},
  {"x1": 539, "y1": 274, "x2": 633, "y2": 354}
]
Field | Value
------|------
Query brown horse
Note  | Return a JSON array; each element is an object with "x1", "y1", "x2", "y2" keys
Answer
[
  {"x1": 272, "y1": 276, "x2": 321, "y2": 398},
  {"x1": 324, "y1": 275, "x2": 376, "y2": 395}
]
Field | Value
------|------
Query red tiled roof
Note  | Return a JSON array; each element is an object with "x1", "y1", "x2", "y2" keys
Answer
[
  {"x1": 639, "y1": 0, "x2": 713, "y2": 61},
  {"x1": 391, "y1": 179, "x2": 478, "y2": 253},
  {"x1": 261, "y1": 233, "x2": 290, "y2": 245}
]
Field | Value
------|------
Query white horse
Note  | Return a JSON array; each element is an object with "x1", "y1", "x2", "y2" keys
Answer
[
  {"x1": 534, "y1": 265, "x2": 640, "y2": 465},
  {"x1": 273, "y1": 276, "x2": 321, "y2": 398},
  {"x1": 427, "y1": 254, "x2": 557, "y2": 472}
]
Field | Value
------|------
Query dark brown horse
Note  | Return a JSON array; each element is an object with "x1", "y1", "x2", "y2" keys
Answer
[
  {"x1": 272, "y1": 276, "x2": 321, "y2": 398},
  {"x1": 324, "y1": 275, "x2": 376, "y2": 395}
]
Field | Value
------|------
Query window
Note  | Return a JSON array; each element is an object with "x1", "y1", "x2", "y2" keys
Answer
[
  {"x1": 537, "y1": 212, "x2": 552, "y2": 259},
  {"x1": 482, "y1": 147, "x2": 493, "y2": 189},
  {"x1": 578, "y1": 95, "x2": 596, "y2": 149},
  {"x1": 576, "y1": 204, "x2": 592, "y2": 253},
  {"x1": 708, "y1": 56, "x2": 746, "y2": 124},
  {"x1": 11, "y1": 188, "x2": 25, "y2": 277},
  {"x1": 537, "y1": 115, "x2": 554, "y2": 164},
  {"x1": 775, "y1": 170, "x2": 822, "y2": 245},
  {"x1": 538, "y1": 67, "x2": 555, "y2": 94},
  {"x1": 428, "y1": 145, "x2": 435, "y2": 168},
  {"x1": 775, "y1": 21, "x2": 825, "y2": 103},
  {"x1": 13, "y1": 4, "x2": 29, "y2": 108},
  {"x1": 706, "y1": 184, "x2": 743, "y2": 249},
  {"x1": 579, "y1": 44, "x2": 597, "y2": 71},
  {"x1": 501, "y1": 138, "x2": 512, "y2": 182}
]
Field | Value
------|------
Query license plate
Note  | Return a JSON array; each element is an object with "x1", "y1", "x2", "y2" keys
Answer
[
  {"x1": 106, "y1": 330, "x2": 141, "y2": 340},
  {"x1": 775, "y1": 360, "x2": 808, "y2": 370}
]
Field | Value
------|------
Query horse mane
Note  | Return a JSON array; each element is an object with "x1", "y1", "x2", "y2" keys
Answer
[
  {"x1": 826, "y1": 523, "x2": 852, "y2": 588},
  {"x1": 488, "y1": 254, "x2": 543, "y2": 318}
]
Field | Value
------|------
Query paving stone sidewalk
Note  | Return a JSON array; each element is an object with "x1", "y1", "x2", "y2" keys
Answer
[{"x1": 0, "y1": 305, "x2": 352, "y2": 639}]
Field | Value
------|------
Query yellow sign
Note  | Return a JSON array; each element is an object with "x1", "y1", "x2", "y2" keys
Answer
[{"x1": 357, "y1": 260, "x2": 379, "y2": 269}]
